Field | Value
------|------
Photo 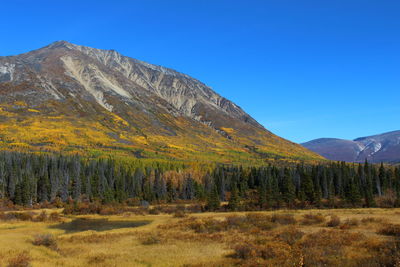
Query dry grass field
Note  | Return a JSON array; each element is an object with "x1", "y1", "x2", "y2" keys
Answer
[{"x1": 1, "y1": 208, "x2": 400, "y2": 267}]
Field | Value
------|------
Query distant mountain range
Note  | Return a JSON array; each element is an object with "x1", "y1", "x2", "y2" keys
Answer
[
  {"x1": 302, "y1": 130, "x2": 400, "y2": 163},
  {"x1": 0, "y1": 41, "x2": 322, "y2": 163}
]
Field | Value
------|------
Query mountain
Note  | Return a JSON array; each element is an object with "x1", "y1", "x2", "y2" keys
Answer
[
  {"x1": 0, "y1": 41, "x2": 322, "y2": 164},
  {"x1": 302, "y1": 130, "x2": 400, "y2": 163}
]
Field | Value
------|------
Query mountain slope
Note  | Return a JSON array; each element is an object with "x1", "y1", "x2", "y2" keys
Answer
[
  {"x1": 0, "y1": 41, "x2": 322, "y2": 164},
  {"x1": 302, "y1": 131, "x2": 400, "y2": 163}
]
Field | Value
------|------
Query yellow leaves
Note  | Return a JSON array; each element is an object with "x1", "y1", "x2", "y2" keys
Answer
[
  {"x1": 220, "y1": 127, "x2": 235, "y2": 134},
  {"x1": 132, "y1": 136, "x2": 148, "y2": 145},
  {"x1": 110, "y1": 113, "x2": 129, "y2": 126},
  {"x1": 8, "y1": 142, "x2": 31, "y2": 148},
  {"x1": 167, "y1": 144, "x2": 195, "y2": 152},
  {"x1": 14, "y1": 100, "x2": 27, "y2": 107},
  {"x1": 0, "y1": 105, "x2": 322, "y2": 164}
]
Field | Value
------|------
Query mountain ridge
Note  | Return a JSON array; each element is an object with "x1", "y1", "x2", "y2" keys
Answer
[
  {"x1": 0, "y1": 41, "x2": 322, "y2": 163},
  {"x1": 302, "y1": 130, "x2": 400, "y2": 163}
]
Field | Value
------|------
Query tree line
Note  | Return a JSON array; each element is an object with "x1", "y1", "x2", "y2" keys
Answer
[{"x1": 0, "y1": 151, "x2": 399, "y2": 209}]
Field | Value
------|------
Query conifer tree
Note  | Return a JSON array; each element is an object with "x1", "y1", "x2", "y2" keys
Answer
[
  {"x1": 228, "y1": 183, "x2": 240, "y2": 211},
  {"x1": 207, "y1": 185, "x2": 220, "y2": 211},
  {"x1": 282, "y1": 168, "x2": 295, "y2": 207}
]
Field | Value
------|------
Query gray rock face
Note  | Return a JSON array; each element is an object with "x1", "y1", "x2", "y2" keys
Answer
[{"x1": 302, "y1": 131, "x2": 400, "y2": 163}]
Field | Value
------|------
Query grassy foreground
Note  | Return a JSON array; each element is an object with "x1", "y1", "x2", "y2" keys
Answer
[{"x1": 1, "y1": 208, "x2": 400, "y2": 267}]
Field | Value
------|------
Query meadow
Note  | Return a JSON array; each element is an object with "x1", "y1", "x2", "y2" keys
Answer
[{"x1": 1, "y1": 207, "x2": 400, "y2": 267}]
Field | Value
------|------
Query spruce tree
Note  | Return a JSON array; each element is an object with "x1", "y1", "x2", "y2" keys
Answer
[
  {"x1": 207, "y1": 185, "x2": 220, "y2": 211},
  {"x1": 228, "y1": 183, "x2": 240, "y2": 211},
  {"x1": 282, "y1": 168, "x2": 296, "y2": 207}
]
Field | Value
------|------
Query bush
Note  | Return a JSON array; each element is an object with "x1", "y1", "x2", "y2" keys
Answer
[
  {"x1": 148, "y1": 208, "x2": 160, "y2": 215},
  {"x1": 361, "y1": 217, "x2": 385, "y2": 224},
  {"x1": 300, "y1": 230, "x2": 365, "y2": 266},
  {"x1": 13, "y1": 212, "x2": 35, "y2": 221},
  {"x1": 326, "y1": 215, "x2": 341, "y2": 227},
  {"x1": 233, "y1": 242, "x2": 257, "y2": 259},
  {"x1": 99, "y1": 206, "x2": 120, "y2": 215},
  {"x1": 225, "y1": 215, "x2": 249, "y2": 229},
  {"x1": 0, "y1": 212, "x2": 17, "y2": 221},
  {"x1": 7, "y1": 251, "x2": 31, "y2": 267},
  {"x1": 34, "y1": 211, "x2": 48, "y2": 222},
  {"x1": 254, "y1": 220, "x2": 277, "y2": 231},
  {"x1": 271, "y1": 214, "x2": 296, "y2": 225},
  {"x1": 186, "y1": 218, "x2": 225, "y2": 233},
  {"x1": 232, "y1": 240, "x2": 293, "y2": 263},
  {"x1": 48, "y1": 212, "x2": 61, "y2": 222},
  {"x1": 186, "y1": 204, "x2": 203, "y2": 213},
  {"x1": 173, "y1": 210, "x2": 187, "y2": 218},
  {"x1": 301, "y1": 213, "x2": 325, "y2": 225},
  {"x1": 339, "y1": 218, "x2": 359, "y2": 230},
  {"x1": 377, "y1": 224, "x2": 400, "y2": 237},
  {"x1": 140, "y1": 234, "x2": 161, "y2": 245},
  {"x1": 274, "y1": 226, "x2": 304, "y2": 245},
  {"x1": 32, "y1": 234, "x2": 58, "y2": 250}
]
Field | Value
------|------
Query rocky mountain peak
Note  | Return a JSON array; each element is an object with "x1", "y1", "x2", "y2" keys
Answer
[{"x1": 0, "y1": 41, "x2": 322, "y2": 162}]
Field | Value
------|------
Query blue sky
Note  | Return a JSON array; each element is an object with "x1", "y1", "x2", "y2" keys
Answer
[{"x1": 1, "y1": 0, "x2": 399, "y2": 143}]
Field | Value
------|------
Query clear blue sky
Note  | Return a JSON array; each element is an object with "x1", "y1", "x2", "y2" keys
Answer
[{"x1": 1, "y1": 0, "x2": 399, "y2": 143}]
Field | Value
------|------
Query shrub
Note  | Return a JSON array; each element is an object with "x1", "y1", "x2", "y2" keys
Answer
[
  {"x1": 300, "y1": 230, "x2": 365, "y2": 266},
  {"x1": 356, "y1": 239, "x2": 400, "y2": 266},
  {"x1": 87, "y1": 253, "x2": 108, "y2": 264},
  {"x1": 301, "y1": 213, "x2": 325, "y2": 225},
  {"x1": 225, "y1": 215, "x2": 248, "y2": 229},
  {"x1": 271, "y1": 214, "x2": 296, "y2": 225},
  {"x1": 185, "y1": 218, "x2": 225, "y2": 233},
  {"x1": 0, "y1": 211, "x2": 17, "y2": 221},
  {"x1": 245, "y1": 213, "x2": 271, "y2": 222},
  {"x1": 32, "y1": 234, "x2": 58, "y2": 250},
  {"x1": 148, "y1": 208, "x2": 160, "y2": 215},
  {"x1": 186, "y1": 204, "x2": 203, "y2": 213},
  {"x1": 377, "y1": 224, "x2": 400, "y2": 237},
  {"x1": 140, "y1": 234, "x2": 161, "y2": 245},
  {"x1": 34, "y1": 211, "x2": 48, "y2": 222},
  {"x1": 233, "y1": 242, "x2": 257, "y2": 259},
  {"x1": 15, "y1": 212, "x2": 35, "y2": 221},
  {"x1": 339, "y1": 218, "x2": 359, "y2": 230},
  {"x1": 7, "y1": 251, "x2": 31, "y2": 267},
  {"x1": 99, "y1": 206, "x2": 120, "y2": 215},
  {"x1": 125, "y1": 198, "x2": 141, "y2": 206},
  {"x1": 361, "y1": 217, "x2": 385, "y2": 224},
  {"x1": 232, "y1": 241, "x2": 293, "y2": 263},
  {"x1": 0, "y1": 198, "x2": 16, "y2": 212},
  {"x1": 326, "y1": 215, "x2": 341, "y2": 227},
  {"x1": 254, "y1": 220, "x2": 277, "y2": 231},
  {"x1": 48, "y1": 212, "x2": 61, "y2": 222},
  {"x1": 173, "y1": 210, "x2": 187, "y2": 218},
  {"x1": 274, "y1": 226, "x2": 304, "y2": 245}
]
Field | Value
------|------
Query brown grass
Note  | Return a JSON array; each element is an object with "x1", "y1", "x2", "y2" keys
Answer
[
  {"x1": 1, "y1": 208, "x2": 400, "y2": 266},
  {"x1": 7, "y1": 251, "x2": 31, "y2": 267},
  {"x1": 301, "y1": 213, "x2": 325, "y2": 225}
]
